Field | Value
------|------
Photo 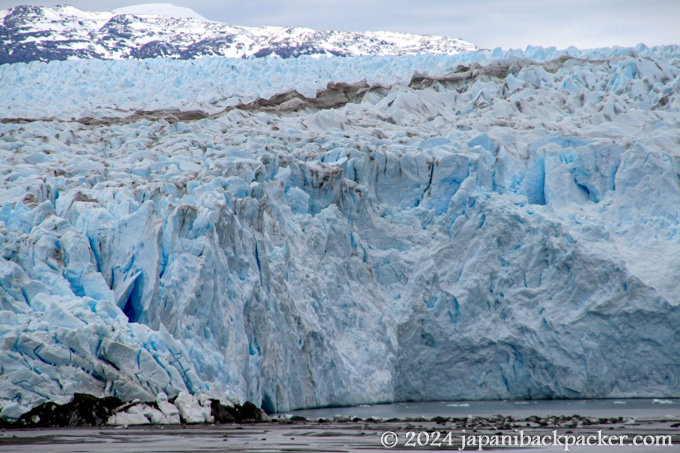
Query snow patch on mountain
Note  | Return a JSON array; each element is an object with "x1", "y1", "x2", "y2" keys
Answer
[{"x1": 113, "y1": 3, "x2": 210, "y2": 21}]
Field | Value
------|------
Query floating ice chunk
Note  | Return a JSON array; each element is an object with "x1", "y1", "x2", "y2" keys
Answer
[
  {"x1": 107, "y1": 403, "x2": 168, "y2": 425},
  {"x1": 173, "y1": 391, "x2": 213, "y2": 424},
  {"x1": 156, "y1": 393, "x2": 181, "y2": 424}
]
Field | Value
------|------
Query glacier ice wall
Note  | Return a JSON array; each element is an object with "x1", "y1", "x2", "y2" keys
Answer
[{"x1": 1, "y1": 45, "x2": 680, "y2": 417}]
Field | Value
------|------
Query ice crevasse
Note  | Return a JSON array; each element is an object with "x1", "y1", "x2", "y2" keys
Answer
[{"x1": 0, "y1": 45, "x2": 680, "y2": 418}]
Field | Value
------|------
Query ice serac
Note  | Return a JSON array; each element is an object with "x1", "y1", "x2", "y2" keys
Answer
[{"x1": 1, "y1": 45, "x2": 680, "y2": 418}]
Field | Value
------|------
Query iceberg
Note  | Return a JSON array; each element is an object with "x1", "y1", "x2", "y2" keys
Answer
[{"x1": 1, "y1": 46, "x2": 679, "y2": 418}]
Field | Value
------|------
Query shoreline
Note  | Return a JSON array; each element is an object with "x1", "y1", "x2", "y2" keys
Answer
[{"x1": 2, "y1": 417, "x2": 680, "y2": 452}]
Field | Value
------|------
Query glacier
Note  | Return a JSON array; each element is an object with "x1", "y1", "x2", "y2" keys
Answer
[{"x1": 1, "y1": 45, "x2": 680, "y2": 418}]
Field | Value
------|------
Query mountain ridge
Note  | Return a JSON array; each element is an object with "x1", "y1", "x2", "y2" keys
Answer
[{"x1": 0, "y1": 4, "x2": 477, "y2": 65}]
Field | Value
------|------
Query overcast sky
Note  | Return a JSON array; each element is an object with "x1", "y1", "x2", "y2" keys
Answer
[{"x1": 1, "y1": 0, "x2": 678, "y2": 50}]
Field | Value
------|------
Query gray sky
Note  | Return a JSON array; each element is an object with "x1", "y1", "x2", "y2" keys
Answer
[{"x1": 1, "y1": 0, "x2": 678, "y2": 49}]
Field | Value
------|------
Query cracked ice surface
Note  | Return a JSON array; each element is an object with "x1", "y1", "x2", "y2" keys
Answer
[{"x1": 1, "y1": 45, "x2": 680, "y2": 418}]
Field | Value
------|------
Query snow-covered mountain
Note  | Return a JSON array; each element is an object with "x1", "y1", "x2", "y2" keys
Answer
[
  {"x1": 1, "y1": 44, "x2": 679, "y2": 419},
  {"x1": 0, "y1": 4, "x2": 477, "y2": 65}
]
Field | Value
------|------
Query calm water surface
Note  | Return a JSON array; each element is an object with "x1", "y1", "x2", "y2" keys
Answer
[{"x1": 287, "y1": 398, "x2": 680, "y2": 420}]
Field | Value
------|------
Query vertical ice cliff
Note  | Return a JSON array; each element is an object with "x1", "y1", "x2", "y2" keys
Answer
[{"x1": 1, "y1": 46, "x2": 680, "y2": 418}]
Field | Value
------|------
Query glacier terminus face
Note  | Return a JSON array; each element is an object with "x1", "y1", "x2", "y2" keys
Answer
[{"x1": 0, "y1": 45, "x2": 680, "y2": 418}]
